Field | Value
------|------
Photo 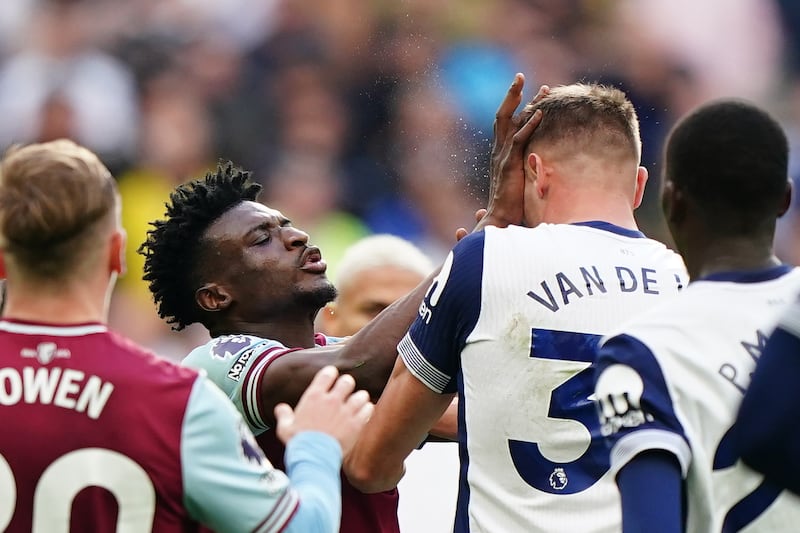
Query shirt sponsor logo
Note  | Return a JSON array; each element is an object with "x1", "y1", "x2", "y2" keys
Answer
[
  {"x1": 595, "y1": 364, "x2": 653, "y2": 436},
  {"x1": 227, "y1": 348, "x2": 255, "y2": 382}
]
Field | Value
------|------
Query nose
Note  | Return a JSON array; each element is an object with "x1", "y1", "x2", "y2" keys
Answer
[{"x1": 281, "y1": 226, "x2": 309, "y2": 249}]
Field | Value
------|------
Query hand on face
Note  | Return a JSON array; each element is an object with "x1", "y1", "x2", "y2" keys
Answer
[
  {"x1": 462, "y1": 74, "x2": 549, "y2": 238},
  {"x1": 274, "y1": 365, "x2": 374, "y2": 455}
]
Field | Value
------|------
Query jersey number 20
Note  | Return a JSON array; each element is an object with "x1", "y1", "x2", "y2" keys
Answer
[{"x1": 0, "y1": 449, "x2": 156, "y2": 532}]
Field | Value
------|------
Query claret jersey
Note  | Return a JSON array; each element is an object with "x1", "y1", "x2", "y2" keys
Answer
[
  {"x1": 0, "y1": 319, "x2": 341, "y2": 532},
  {"x1": 399, "y1": 222, "x2": 687, "y2": 532},
  {"x1": 594, "y1": 265, "x2": 800, "y2": 532},
  {"x1": 184, "y1": 332, "x2": 401, "y2": 533}
]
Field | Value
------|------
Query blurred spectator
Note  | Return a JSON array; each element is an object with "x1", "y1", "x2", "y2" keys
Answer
[
  {"x1": 0, "y1": 0, "x2": 139, "y2": 171},
  {"x1": 0, "y1": 0, "x2": 794, "y2": 349},
  {"x1": 365, "y1": 80, "x2": 481, "y2": 263},
  {"x1": 111, "y1": 74, "x2": 214, "y2": 359}
]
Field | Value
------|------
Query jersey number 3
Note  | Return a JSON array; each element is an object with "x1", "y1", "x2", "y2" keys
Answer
[{"x1": 508, "y1": 328, "x2": 609, "y2": 495}]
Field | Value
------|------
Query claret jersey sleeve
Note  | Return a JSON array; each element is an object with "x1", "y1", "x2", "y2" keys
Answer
[{"x1": 181, "y1": 374, "x2": 343, "y2": 533}]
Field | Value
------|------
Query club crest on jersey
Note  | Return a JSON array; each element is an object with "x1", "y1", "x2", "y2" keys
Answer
[
  {"x1": 211, "y1": 335, "x2": 254, "y2": 360},
  {"x1": 20, "y1": 342, "x2": 71, "y2": 364},
  {"x1": 549, "y1": 468, "x2": 568, "y2": 490}
]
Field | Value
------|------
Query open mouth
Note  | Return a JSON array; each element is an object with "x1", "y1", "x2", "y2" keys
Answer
[{"x1": 299, "y1": 247, "x2": 327, "y2": 274}]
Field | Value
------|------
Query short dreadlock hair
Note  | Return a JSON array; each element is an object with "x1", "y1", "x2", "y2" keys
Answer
[{"x1": 139, "y1": 161, "x2": 262, "y2": 330}]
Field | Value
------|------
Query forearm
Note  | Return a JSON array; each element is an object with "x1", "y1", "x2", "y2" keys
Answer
[
  {"x1": 283, "y1": 432, "x2": 343, "y2": 533},
  {"x1": 428, "y1": 397, "x2": 458, "y2": 441}
]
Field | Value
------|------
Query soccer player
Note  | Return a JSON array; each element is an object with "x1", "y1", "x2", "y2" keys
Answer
[
  {"x1": 139, "y1": 75, "x2": 543, "y2": 533},
  {"x1": 735, "y1": 296, "x2": 800, "y2": 496},
  {"x1": 593, "y1": 100, "x2": 800, "y2": 532},
  {"x1": 344, "y1": 82, "x2": 688, "y2": 532},
  {"x1": 0, "y1": 139, "x2": 374, "y2": 532}
]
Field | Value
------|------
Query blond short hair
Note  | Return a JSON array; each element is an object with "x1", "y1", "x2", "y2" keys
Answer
[
  {"x1": 526, "y1": 83, "x2": 642, "y2": 163},
  {"x1": 334, "y1": 234, "x2": 434, "y2": 291},
  {"x1": 0, "y1": 139, "x2": 117, "y2": 279}
]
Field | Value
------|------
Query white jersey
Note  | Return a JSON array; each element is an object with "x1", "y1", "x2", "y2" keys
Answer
[
  {"x1": 398, "y1": 222, "x2": 687, "y2": 533},
  {"x1": 594, "y1": 265, "x2": 800, "y2": 532}
]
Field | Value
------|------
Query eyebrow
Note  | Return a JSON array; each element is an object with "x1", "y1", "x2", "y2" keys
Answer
[{"x1": 244, "y1": 217, "x2": 292, "y2": 237}]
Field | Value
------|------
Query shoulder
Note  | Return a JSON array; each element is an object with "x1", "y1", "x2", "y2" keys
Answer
[
  {"x1": 183, "y1": 334, "x2": 289, "y2": 390},
  {"x1": 184, "y1": 334, "x2": 286, "y2": 367},
  {"x1": 106, "y1": 329, "x2": 200, "y2": 384}
]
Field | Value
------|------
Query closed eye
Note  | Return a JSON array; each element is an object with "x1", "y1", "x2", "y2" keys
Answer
[{"x1": 249, "y1": 219, "x2": 292, "y2": 246}]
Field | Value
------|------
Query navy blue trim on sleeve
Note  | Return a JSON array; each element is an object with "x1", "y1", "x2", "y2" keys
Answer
[
  {"x1": 735, "y1": 325, "x2": 800, "y2": 495},
  {"x1": 617, "y1": 451, "x2": 684, "y2": 533},
  {"x1": 594, "y1": 334, "x2": 691, "y2": 475},
  {"x1": 404, "y1": 231, "x2": 485, "y2": 394}
]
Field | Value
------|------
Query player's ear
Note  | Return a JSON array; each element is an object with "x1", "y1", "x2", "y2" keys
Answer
[
  {"x1": 526, "y1": 152, "x2": 548, "y2": 198},
  {"x1": 632, "y1": 166, "x2": 648, "y2": 209},
  {"x1": 778, "y1": 178, "x2": 793, "y2": 218},
  {"x1": 109, "y1": 228, "x2": 126, "y2": 276},
  {"x1": 661, "y1": 179, "x2": 685, "y2": 227},
  {"x1": 196, "y1": 283, "x2": 233, "y2": 312},
  {"x1": 318, "y1": 302, "x2": 339, "y2": 335}
]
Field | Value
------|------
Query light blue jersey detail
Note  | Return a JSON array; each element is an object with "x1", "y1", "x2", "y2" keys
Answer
[
  {"x1": 181, "y1": 375, "x2": 343, "y2": 533},
  {"x1": 184, "y1": 334, "x2": 343, "y2": 436},
  {"x1": 283, "y1": 432, "x2": 343, "y2": 533}
]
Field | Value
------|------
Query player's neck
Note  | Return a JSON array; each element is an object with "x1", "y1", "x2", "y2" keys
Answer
[
  {"x1": 683, "y1": 236, "x2": 782, "y2": 280},
  {"x1": 212, "y1": 314, "x2": 319, "y2": 348},
  {"x1": 1, "y1": 282, "x2": 107, "y2": 325},
  {"x1": 540, "y1": 189, "x2": 639, "y2": 230}
]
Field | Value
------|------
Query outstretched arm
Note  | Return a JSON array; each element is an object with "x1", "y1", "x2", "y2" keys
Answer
[{"x1": 260, "y1": 74, "x2": 547, "y2": 422}]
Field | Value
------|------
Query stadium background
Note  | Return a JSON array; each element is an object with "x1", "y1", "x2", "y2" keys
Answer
[{"x1": 0, "y1": 0, "x2": 798, "y2": 359}]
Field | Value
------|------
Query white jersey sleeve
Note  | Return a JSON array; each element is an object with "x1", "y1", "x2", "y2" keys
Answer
[
  {"x1": 594, "y1": 333, "x2": 692, "y2": 477},
  {"x1": 398, "y1": 231, "x2": 484, "y2": 394},
  {"x1": 181, "y1": 375, "x2": 342, "y2": 533},
  {"x1": 595, "y1": 266, "x2": 800, "y2": 533}
]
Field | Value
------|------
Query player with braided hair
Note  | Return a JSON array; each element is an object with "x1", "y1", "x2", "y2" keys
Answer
[{"x1": 139, "y1": 75, "x2": 543, "y2": 533}]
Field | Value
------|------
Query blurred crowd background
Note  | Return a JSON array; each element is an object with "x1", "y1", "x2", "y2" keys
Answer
[{"x1": 1, "y1": 0, "x2": 799, "y2": 359}]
